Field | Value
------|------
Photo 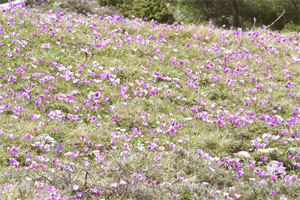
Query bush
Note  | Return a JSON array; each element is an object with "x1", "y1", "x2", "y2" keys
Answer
[
  {"x1": 282, "y1": 20, "x2": 300, "y2": 33},
  {"x1": 98, "y1": 0, "x2": 175, "y2": 24},
  {"x1": 98, "y1": 0, "x2": 122, "y2": 7}
]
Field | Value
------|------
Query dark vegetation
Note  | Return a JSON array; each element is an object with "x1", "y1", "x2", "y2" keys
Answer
[
  {"x1": 165, "y1": 0, "x2": 300, "y2": 32},
  {"x1": 20, "y1": 0, "x2": 300, "y2": 31}
]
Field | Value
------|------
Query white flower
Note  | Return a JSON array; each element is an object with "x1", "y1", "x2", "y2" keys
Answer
[{"x1": 72, "y1": 184, "x2": 79, "y2": 191}]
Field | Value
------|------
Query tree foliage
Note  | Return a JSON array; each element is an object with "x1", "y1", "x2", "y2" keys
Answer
[{"x1": 165, "y1": 0, "x2": 299, "y2": 31}]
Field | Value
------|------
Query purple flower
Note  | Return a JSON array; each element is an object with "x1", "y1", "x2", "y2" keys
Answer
[
  {"x1": 36, "y1": 194, "x2": 44, "y2": 199},
  {"x1": 12, "y1": 152, "x2": 19, "y2": 157},
  {"x1": 56, "y1": 148, "x2": 62, "y2": 153},
  {"x1": 41, "y1": 43, "x2": 50, "y2": 51},
  {"x1": 261, "y1": 156, "x2": 267, "y2": 161},
  {"x1": 28, "y1": 114, "x2": 34, "y2": 119},
  {"x1": 82, "y1": 147, "x2": 89, "y2": 152},
  {"x1": 94, "y1": 92, "x2": 101, "y2": 98},
  {"x1": 7, "y1": 51, "x2": 12, "y2": 57},
  {"x1": 155, "y1": 163, "x2": 162, "y2": 167}
]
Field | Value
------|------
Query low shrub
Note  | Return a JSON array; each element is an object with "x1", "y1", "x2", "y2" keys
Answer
[
  {"x1": 99, "y1": 0, "x2": 175, "y2": 24},
  {"x1": 282, "y1": 20, "x2": 300, "y2": 33}
]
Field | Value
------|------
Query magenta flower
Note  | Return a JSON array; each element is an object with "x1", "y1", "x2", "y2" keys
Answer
[
  {"x1": 261, "y1": 156, "x2": 267, "y2": 161},
  {"x1": 94, "y1": 92, "x2": 101, "y2": 98},
  {"x1": 41, "y1": 43, "x2": 51, "y2": 51},
  {"x1": 7, "y1": 51, "x2": 12, "y2": 57},
  {"x1": 177, "y1": 175, "x2": 183, "y2": 180},
  {"x1": 40, "y1": 165, "x2": 47, "y2": 169},
  {"x1": 56, "y1": 148, "x2": 62, "y2": 153},
  {"x1": 28, "y1": 114, "x2": 34, "y2": 119},
  {"x1": 155, "y1": 163, "x2": 162, "y2": 167},
  {"x1": 286, "y1": 154, "x2": 292, "y2": 159},
  {"x1": 12, "y1": 152, "x2": 19, "y2": 157},
  {"x1": 36, "y1": 194, "x2": 44, "y2": 199},
  {"x1": 82, "y1": 147, "x2": 89, "y2": 152}
]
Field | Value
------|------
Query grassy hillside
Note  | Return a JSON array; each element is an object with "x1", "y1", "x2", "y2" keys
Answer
[{"x1": 0, "y1": 0, "x2": 300, "y2": 199}]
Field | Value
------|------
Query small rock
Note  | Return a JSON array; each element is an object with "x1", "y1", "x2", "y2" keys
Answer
[
  {"x1": 255, "y1": 148, "x2": 280, "y2": 154},
  {"x1": 266, "y1": 160, "x2": 285, "y2": 174},
  {"x1": 233, "y1": 151, "x2": 253, "y2": 159},
  {"x1": 288, "y1": 148, "x2": 300, "y2": 156},
  {"x1": 34, "y1": 133, "x2": 59, "y2": 148}
]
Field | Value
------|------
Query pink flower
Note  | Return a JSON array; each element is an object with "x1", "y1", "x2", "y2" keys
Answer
[
  {"x1": 155, "y1": 163, "x2": 162, "y2": 167},
  {"x1": 35, "y1": 181, "x2": 44, "y2": 189},
  {"x1": 41, "y1": 43, "x2": 51, "y2": 51},
  {"x1": 177, "y1": 175, "x2": 183, "y2": 180},
  {"x1": 159, "y1": 147, "x2": 165, "y2": 151},
  {"x1": 261, "y1": 156, "x2": 267, "y2": 161},
  {"x1": 286, "y1": 154, "x2": 292, "y2": 159},
  {"x1": 111, "y1": 183, "x2": 117, "y2": 188},
  {"x1": 12, "y1": 152, "x2": 19, "y2": 157},
  {"x1": 7, "y1": 51, "x2": 12, "y2": 57},
  {"x1": 82, "y1": 147, "x2": 89, "y2": 152},
  {"x1": 120, "y1": 180, "x2": 126, "y2": 186},
  {"x1": 173, "y1": 194, "x2": 179, "y2": 198}
]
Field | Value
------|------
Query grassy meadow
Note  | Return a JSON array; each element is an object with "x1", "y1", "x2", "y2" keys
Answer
[{"x1": 0, "y1": 0, "x2": 300, "y2": 199}]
